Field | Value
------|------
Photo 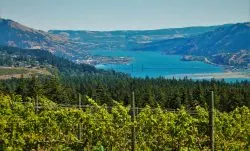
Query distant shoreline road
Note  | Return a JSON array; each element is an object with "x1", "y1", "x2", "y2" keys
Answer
[{"x1": 166, "y1": 71, "x2": 250, "y2": 80}]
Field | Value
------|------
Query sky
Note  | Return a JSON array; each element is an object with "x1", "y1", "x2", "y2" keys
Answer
[{"x1": 0, "y1": 0, "x2": 249, "y2": 31}]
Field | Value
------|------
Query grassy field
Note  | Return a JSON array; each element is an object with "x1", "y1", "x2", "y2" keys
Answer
[
  {"x1": 0, "y1": 67, "x2": 51, "y2": 79},
  {"x1": 0, "y1": 67, "x2": 29, "y2": 76}
]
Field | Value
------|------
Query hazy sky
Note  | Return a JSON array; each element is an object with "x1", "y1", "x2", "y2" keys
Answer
[{"x1": 1, "y1": 0, "x2": 249, "y2": 31}]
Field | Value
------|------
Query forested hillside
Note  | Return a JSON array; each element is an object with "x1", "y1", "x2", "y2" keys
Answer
[
  {"x1": 0, "y1": 45, "x2": 98, "y2": 75},
  {"x1": 0, "y1": 46, "x2": 249, "y2": 112}
]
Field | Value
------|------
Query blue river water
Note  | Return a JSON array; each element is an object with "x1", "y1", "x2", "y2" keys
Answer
[{"x1": 90, "y1": 50, "x2": 249, "y2": 82}]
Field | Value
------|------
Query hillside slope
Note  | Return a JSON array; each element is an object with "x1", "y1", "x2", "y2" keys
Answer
[
  {"x1": 0, "y1": 19, "x2": 90, "y2": 60},
  {"x1": 136, "y1": 23, "x2": 250, "y2": 68},
  {"x1": 139, "y1": 23, "x2": 250, "y2": 55},
  {"x1": 0, "y1": 45, "x2": 97, "y2": 75}
]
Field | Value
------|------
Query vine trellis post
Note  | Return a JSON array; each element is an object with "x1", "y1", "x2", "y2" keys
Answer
[
  {"x1": 78, "y1": 93, "x2": 82, "y2": 140},
  {"x1": 131, "y1": 91, "x2": 136, "y2": 151},
  {"x1": 209, "y1": 91, "x2": 215, "y2": 151}
]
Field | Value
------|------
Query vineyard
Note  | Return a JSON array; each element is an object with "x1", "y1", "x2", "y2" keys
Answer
[{"x1": 0, "y1": 93, "x2": 249, "y2": 151}]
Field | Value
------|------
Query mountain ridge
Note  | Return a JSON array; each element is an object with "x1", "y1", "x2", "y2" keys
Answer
[
  {"x1": 49, "y1": 24, "x2": 227, "y2": 51},
  {"x1": 138, "y1": 22, "x2": 250, "y2": 55}
]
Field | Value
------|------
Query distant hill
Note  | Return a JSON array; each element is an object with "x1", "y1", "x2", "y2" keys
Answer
[
  {"x1": 0, "y1": 19, "x2": 66, "y2": 50},
  {"x1": 138, "y1": 22, "x2": 250, "y2": 56},
  {"x1": 0, "y1": 19, "x2": 90, "y2": 60},
  {"x1": 49, "y1": 25, "x2": 223, "y2": 50},
  {"x1": 135, "y1": 22, "x2": 250, "y2": 68}
]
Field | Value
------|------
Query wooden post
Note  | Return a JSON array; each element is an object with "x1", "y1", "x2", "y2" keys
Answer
[
  {"x1": 132, "y1": 91, "x2": 136, "y2": 151},
  {"x1": 35, "y1": 94, "x2": 39, "y2": 149},
  {"x1": 35, "y1": 95, "x2": 38, "y2": 114},
  {"x1": 78, "y1": 93, "x2": 82, "y2": 141},
  {"x1": 79, "y1": 93, "x2": 82, "y2": 108},
  {"x1": 209, "y1": 91, "x2": 214, "y2": 151}
]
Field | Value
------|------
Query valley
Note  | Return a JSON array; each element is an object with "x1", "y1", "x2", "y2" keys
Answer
[
  {"x1": 1, "y1": 0, "x2": 250, "y2": 150},
  {"x1": 49, "y1": 22, "x2": 250, "y2": 76},
  {"x1": 1, "y1": 18, "x2": 249, "y2": 81}
]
